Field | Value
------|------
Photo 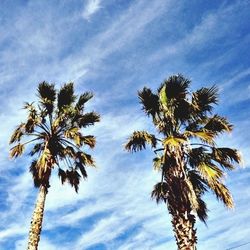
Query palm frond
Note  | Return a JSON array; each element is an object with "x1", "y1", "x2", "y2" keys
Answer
[
  {"x1": 125, "y1": 131, "x2": 157, "y2": 152},
  {"x1": 151, "y1": 182, "x2": 169, "y2": 203},
  {"x1": 58, "y1": 82, "x2": 76, "y2": 110},
  {"x1": 192, "y1": 85, "x2": 218, "y2": 116},
  {"x1": 158, "y1": 74, "x2": 190, "y2": 102},
  {"x1": 77, "y1": 152, "x2": 95, "y2": 166},
  {"x1": 212, "y1": 147, "x2": 242, "y2": 168},
  {"x1": 78, "y1": 112, "x2": 100, "y2": 128},
  {"x1": 197, "y1": 162, "x2": 224, "y2": 181},
  {"x1": 81, "y1": 135, "x2": 96, "y2": 148},
  {"x1": 185, "y1": 130, "x2": 216, "y2": 145},
  {"x1": 65, "y1": 168, "x2": 81, "y2": 192},
  {"x1": 9, "y1": 123, "x2": 25, "y2": 144},
  {"x1": 58, "y1": 168, "x2": 67, "y2": 184},
  {"x1": 38, "y1": 81, "x2": 56, "y2": 114},
  {"x1": 204, "y1": 115, "x2": 233, "y2": 134},
  {"x1": 29, "y1": 160, "x2": 41, "y2": 188},
  {"x1": 210, "y1": 180, "x2": 234, "y2": 208},
  {"x1": 163, "y1": 136, "x2": 186, "y2": 147},
  {"x1": 138, "y1": 87, "x2": 159, "y2": 117},
  {"x1": 10, "y1": 143, "x2": 25, "y2": 158},
  {"x1": 153, "y1": 156, "x2": 163, "y2": 171},
  {"x1": 76, "y1": 92, "x2": 93, "y2": 110}
]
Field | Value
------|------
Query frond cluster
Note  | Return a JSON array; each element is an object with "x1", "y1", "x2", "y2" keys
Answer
[{"x1": 10, "y1": 81, "x2": 100, "y2": 192}]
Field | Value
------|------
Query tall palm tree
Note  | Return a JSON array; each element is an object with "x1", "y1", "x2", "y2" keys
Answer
[
  {"x1": 125, "y1": 75, "x2": 241, "y2": 250},
  {"x1": 10, "y1": 82, "x2": 100, "y2": 250}
]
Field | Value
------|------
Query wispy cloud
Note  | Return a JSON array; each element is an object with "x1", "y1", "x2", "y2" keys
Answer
[{"x1": 82, "y1": 0, "x2": 102, "y2": 21}]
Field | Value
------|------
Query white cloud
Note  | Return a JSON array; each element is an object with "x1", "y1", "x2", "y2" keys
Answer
[{"x1": 82, "y1": 0, "x2": 102, "y2": 21}]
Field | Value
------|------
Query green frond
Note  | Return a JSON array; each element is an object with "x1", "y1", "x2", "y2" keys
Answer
[
  {"x1": 78, "y1": 112, "x2": 100, "y2": 128},
  {"x1": 10, "y1": 143, "x2": 25, "y2": 158},
  {"x1": 58, "y1": 82, "x2": 76, "y2": 110},
  {"x1": 163, "y1": 136, "x2": 186, "y2": 147},
  {"x1": 125, "y1": 131, "x2": 157, "y2": 152},
  {"x1": 138, "y1": 87, "x2": 159, "y2": 117},
  {"x1": 204, "y1": 115, "x2": 233, "y2": 134},
  {"x1": 151, "y1": 182, "x2": 169, "y2": 203},
  {"x1": 76, "y1": 92, "x2": 93, "y2": 110},
  {"x1": 9, "y1": 123, "x2": 25, "y2": 144},
  {"x1": 81, "y1": 135, "x2": 96, "y2": 148}
]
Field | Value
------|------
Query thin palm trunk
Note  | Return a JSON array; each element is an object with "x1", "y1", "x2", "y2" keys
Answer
[{"x1": 27, "y1": 185, "x2": 47, "y2": 250}]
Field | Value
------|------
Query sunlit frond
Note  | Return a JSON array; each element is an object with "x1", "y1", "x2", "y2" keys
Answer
[
  {"x1": 125, "y1": 131, "x2": 157, "y2": 152},
  {"x1": 81, "y1": 135, "x2": 96, "y2": 148},
  {"x1": 10, "y1": 143, "x2": 25, "y2": 158},
  {"x1": 209, "y1": 180, "x2": 234, "y2": 208},
  {"x1": 197, "y1": 162, "x2": 224, "y2": 181},
  {"x1": 163, "y1": 136, "x2": 186, "y2": 147},
  {"x1": 9, "y1": 123, "x2": 25, "y2": 144},
  {"x1": 185, "y1": 130, "x2": 216, "y2": 145}
]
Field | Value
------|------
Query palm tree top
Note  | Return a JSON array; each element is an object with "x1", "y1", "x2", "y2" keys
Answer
[
  {"x1": 125, "y1": 74, "x2": 242, "y2": 223},
  {"x1": 10, "y1": 81, "x2": 100, "y2": 192}
]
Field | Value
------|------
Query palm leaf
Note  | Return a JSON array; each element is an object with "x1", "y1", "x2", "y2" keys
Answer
[
  {"x1": 78, "y1": 112, "x2": 100, "y2": 128},
  {"x1": 9, "y1": 123, "x2": 25, "y2": 144},
  {"x1": 38, "y1": 81, "x2": 56, "y2": 114},
  {"x1": 125, "y1": 131, "x2": 157, "y2": 152},
  {"x1": 76, "y1": 92, "x2": 93, "y2": 110},
  {"x1": 10, "y1": 143, "x2": 25, "y2": 158},
  {"x1": 81, "y1": 135, "x2": 96, "y2": 148},
  {"x1": 151, "y1": 182, "x2": 169, "y2": 203},
  {"x1": 185, "y1": 130, "x2": 216, "y2": 145},
  {"x1": 138, "y1": 87, "x2": 159, "y2": 117},
  {"x1": 163, "y1": 136, "x2": 186, "y2": 147},
  {"x1": 204, "y1": 115, "x2": 233, "y2": 134},
  {"x1": 58, "y1": 82, "x2": 76, "y2": 110},
  {"x1": 153, "y1": 156, "x2": 162, "y2": 171}
]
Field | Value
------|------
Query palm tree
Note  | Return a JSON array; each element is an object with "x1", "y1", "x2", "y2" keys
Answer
[
  {"x1": 10, "y1": 82, "x2": 100, "y2": 250},
  {"x1": 125, "y1": 75, "x2": 241, "y2": 249}
]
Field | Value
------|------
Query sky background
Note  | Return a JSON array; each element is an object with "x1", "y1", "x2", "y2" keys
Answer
[{"x1": 0, "y1": 0, "x2": 250, "y2": 249}]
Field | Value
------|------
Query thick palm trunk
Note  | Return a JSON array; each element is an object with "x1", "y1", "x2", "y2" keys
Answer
[
  {"x1": 171, "y1": 209, "x2": 197, "y2": 250},
  {"x1": 27, "y1": 185, "x2": 47, "y2": 250}
]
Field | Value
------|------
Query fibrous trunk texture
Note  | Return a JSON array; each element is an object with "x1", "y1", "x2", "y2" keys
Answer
[
  {"x1": 171, "y1": 210, "x2": 197, "y2": 250},
  {"x1": 27, "y1": 185, "x2": 47, "y2": 250}
]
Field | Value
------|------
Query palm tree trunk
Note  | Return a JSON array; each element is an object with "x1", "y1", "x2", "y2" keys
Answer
[
  {"x1": 27, "y1": 185, "x2": 47, "y2": 250},
  {"x1": 171, "y1": 209, "x2": 197, "y2": 250}
]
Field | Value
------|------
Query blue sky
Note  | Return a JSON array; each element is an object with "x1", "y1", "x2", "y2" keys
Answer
[{"x1": 0, "y1": 0, "x2": 250, "y2": 249}]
